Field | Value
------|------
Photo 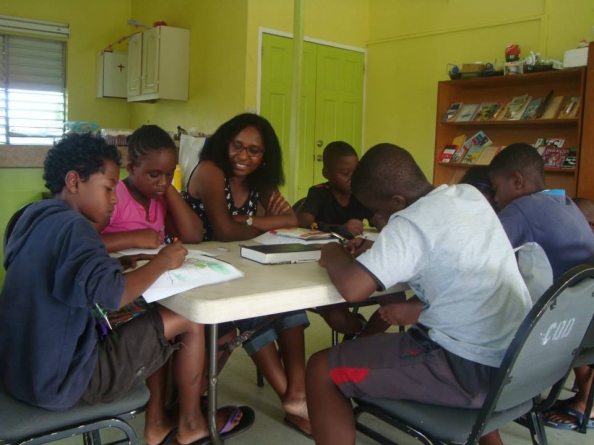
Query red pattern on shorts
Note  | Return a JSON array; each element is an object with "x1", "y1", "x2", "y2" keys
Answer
[{"x1": 330, "y1": 367, "x2": 370, "y2": 385}]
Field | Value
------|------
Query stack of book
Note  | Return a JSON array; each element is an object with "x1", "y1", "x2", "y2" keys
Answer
[
  {"x1": 441, "y1": 92, "x2": 580, "y2": 122},
  {"x1": 533, "y1": 138, "x2": 576, "y2": 168}
]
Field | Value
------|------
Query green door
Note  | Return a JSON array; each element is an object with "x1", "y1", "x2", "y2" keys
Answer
[
  {"x1": 260, "y1": 34, "x2": 364, "y2": 200},
  {"x1": 313, "y1": 45, "x2": 364, "y2": 185}
]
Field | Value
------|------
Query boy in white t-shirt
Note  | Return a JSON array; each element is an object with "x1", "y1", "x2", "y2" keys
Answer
[{"x1": 305, "y1": 143, "x2": 532, "y2": 445}]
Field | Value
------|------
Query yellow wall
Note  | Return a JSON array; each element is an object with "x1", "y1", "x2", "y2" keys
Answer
[
  {"x1": 2, "y1": 0, "x2": 132, "y2": 128},
  {"x1": 128, "y1": 0, "x2": 249, "y2": 134},
  {"x1": 365, "y1": 0, "x2": 594, "y2": 178},
  {"x1": 128, "y1": 0, "x2": 369, "y2": 134}
]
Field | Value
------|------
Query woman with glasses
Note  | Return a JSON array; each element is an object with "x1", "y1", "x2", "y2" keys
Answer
[
  {"x1": 183, "y1": 112, "x2": 297, "y2": 240},
  {"x1": 182, "y1": 113, "x2": 312, "y2": 437}
]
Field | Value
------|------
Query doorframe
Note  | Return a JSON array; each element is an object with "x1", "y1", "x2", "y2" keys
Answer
[{"x1": 257, "y1": 27, "x2": 367, "y2": 153}]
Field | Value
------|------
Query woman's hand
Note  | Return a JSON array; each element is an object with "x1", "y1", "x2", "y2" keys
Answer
[{"x1": 266, "y1": 191, "x2": 291, "y2": 216}]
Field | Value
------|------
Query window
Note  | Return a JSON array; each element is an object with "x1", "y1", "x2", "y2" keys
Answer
[{"x1": 0, "y1": 34, "x2": 66, "y2": 145}]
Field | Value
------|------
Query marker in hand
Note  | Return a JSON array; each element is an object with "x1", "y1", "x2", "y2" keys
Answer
[{"x1": 330, "y1": 231, "x2": 348, "y2": 247}]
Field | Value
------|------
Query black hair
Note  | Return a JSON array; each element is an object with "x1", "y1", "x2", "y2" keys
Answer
[
  {"x1": 44, "y1": 133, "x2": 121, "y2": 195},
  {"x1": 127, "y1": 124, "x2": 177, "y2": 164},
  {"x1": 351, "y1": 143, "x2": 430, "y2": 199},
  {"x1": 322, "y1": 141, "x2": 358, "y2": 168},
  {"x1": 199, "y1": 113, "x2": 284, "y2": 190},
  {"x1": 489, "y1": 142, "x2": 545, "y2": 185},
  {"x1": 459, "y1": 165, "x2": 494, "y2": 196}
]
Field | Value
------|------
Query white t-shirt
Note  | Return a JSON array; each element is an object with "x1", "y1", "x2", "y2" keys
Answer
[{"x1": 357, "y1": 184, "x2": 532, "y2": 368}]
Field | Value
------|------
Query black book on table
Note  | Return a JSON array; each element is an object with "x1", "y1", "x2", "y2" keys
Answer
[{"x1": 240, "y1": 243, "x2": 323, "y2": 265}]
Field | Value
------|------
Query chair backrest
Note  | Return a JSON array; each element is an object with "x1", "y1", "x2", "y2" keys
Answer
[
  {"x1": 292, "y1": 197, "x2": 306, "y2": 214},
  {"x1": 3, "y1": 203, "x2": 33, "y2": 253},
  {"x1": 468, "y1": 264, "x2": 594, "y2": 439}
]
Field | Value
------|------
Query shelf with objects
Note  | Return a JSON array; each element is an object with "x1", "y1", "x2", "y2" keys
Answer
[
  {"x1": 433, "y1": 67, "x2": 586, "y2": 195},
  {"x1": 577, "y1": 41, "x2": 594, "y2": 200}
]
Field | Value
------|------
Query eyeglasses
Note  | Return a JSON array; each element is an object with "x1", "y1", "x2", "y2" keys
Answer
[{"x1": 229, "y1": 140, "x2": 265, "y2": 158}]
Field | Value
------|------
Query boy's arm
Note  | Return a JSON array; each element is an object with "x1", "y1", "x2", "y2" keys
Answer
[
  {"x1": 101, "y1": 230, "x2": 160, "y2": 253},
  {"x1": 164, "y1": 185, "x2": 204, "y2": 243},
  {"x1": 119, "y1": 242, "x2": 187, "y2": 306},
  {"x1": 298, "y1": 211, "x2": 315, "y2": 229},
  {"x1": 320, "y1": 242, "x2": 378, "y2": 303}
]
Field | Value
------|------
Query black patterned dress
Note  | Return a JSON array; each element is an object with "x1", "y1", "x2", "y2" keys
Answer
[{"x1": 181, "y1": 177, "x2": 259, "y2": 241}]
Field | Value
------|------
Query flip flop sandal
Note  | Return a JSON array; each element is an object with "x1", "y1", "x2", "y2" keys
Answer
[
  {"x1": 543, "y1": 404, "x2": 594, "y2": 430},
  {"x1": 180, "y1": 406, "x2": 256, "y2": 445}
]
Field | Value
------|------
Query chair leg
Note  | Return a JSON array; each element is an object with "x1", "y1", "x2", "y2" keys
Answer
[
  {"x1": 578, "y1": 371, "x2": 594, "y2": 433},
  {"x1": 256, "y1": 368, "x2": 265, "y2": 387},
  {"x1": 523, "y1": 412, "x2": 549, "y2": 445}
]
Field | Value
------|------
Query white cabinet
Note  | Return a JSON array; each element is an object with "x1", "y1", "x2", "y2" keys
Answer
[
  {"x1": 127, "y1": 26, "x2": 190, "y2": 102},
  {"x1": 96, "y1": 51, "x2": 127, "y2": 99}
]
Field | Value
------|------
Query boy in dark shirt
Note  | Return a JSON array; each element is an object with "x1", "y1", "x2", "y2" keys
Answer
[
  {"x1": 298, "y1": 141, "x2": 401, "y2": 338},
  {"x1": 298, "y1": 141, "x2": 373, "y2": 239},
  {"x1": 0, "y1": 134, "x2": 243, "y2": 445}
]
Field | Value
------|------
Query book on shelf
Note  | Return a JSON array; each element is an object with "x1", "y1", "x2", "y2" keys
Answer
[
  {"x1": 534, "y1": 137, "x2": 564, "y2": 148},
  {"x1": 438, "y1": 145, "x2": 458, "y2": 163},
  {"x1": 521, "y1": 96, "x2": 543, "y2": 120},
  {"x1": 493, "y1": 101, "x2": 510, "y2": 121},
  {"x1": 442, "y1": 102, "x2": 463, "y2": 121},
  {"x1": 561, "y1": 147, "x2": 577, "y2": 168},
  {"x1": 463, "y1": 130, "x2": 493, "y2": 149},
  {"x1": 539, "y1": 96, "x2": 564, "y2": 119},
  {"x1": 557, "y1": 96, "x2": 580, "y2": 119},
  {"x1": 475, "y1": 146, "x2": 503, "y2": 165},
  {"x1": 502, "y1": 94, "x2": 532, "y2": 120},
  {"x1": 461, "y1": 146, "x2": 485, "y2": 164},
  {"x1": 534, "y1": 138, "x2": 564, "y2": 155},
  {"x1": 449, "y1": 135, "x2": 468, "y2": 163},
  {"x1": 535, "y1": 90, "x2": 554, "y2": 119},
  {"x1": 451, "y1": 146, "x2": 468, "y2": 163},
  {"x1": 455, "y1": 104, "x2": 480, "y2": 122},
  {"x1": 473, "y1": 102, "x2": 502, "y2": 121},
  {"x1": 240, "y1": 243, "x2": 323, "y2": 265},
  {"x1": 542, "y1": 146, "x2": 569, "y2": 168}
]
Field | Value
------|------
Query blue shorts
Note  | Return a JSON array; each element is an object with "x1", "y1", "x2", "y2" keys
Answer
[{"x1": 234, "y1": 310, "x2": 309, "y2": 355}]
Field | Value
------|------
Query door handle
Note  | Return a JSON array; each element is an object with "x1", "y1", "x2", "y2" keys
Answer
[
  {"x1": 316, "y1": 155, "x2": 323, "y2": 162},
  {"x1": 316, "y1": 140, "x2": 324, "y2": 147}
]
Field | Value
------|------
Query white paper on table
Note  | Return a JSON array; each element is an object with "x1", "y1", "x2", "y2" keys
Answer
[
  {"x1": 252, "y1": 231, "x2": 338, "y2": 245},
  {"x1": 142, "y1": 254, "x2": 244, "y2": 303},
  {"x1": 118, "y1": 247, "x2": 220, "y2": 257}
]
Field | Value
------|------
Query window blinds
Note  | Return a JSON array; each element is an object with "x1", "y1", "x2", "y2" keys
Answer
[{"x1": 0, "y1": 34, "x2": 66, "y2": 145}]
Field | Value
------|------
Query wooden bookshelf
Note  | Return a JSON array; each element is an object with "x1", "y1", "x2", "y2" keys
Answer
[
  {"x1": 577, "y1": 42, "x2": 594, "y2": 200},
  {"x1": 433, "y1": 67, "x2": 586, "y2": 196}
]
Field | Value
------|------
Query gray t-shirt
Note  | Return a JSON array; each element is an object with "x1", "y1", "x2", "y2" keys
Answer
[{"x1": 357, "y1": 184, "x2": 532, "y2": 367}]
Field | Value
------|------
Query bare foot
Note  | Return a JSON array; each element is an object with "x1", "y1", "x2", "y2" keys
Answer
[
  {"x1": 283, "y1": 396, "x2": 309, "y2": 421},
  {"x1": 283, "y1": 397, "x2": 311, "y2": 435},
  {"x1": 285, "y1": 412, "x2": 312, "y2": 436},
  {"x1": 174, "y1": 406, "x2": 244, "y2": 445},
  {"x1": 145, "y1": 416, "x2": 178, "y2": 445},
  {"x1": 212, "y1": 405, "x2": 243, "y2": 432}
]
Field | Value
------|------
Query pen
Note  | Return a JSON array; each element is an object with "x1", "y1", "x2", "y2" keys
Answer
[
  {"x1": 95, "y1": 303, "x2": 113, "y2": 331},
  {"x1": 330, "y1": 231, "x2": 348, "y2": 246}
]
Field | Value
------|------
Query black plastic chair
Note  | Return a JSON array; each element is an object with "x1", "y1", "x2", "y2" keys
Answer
[
  {"x1": 0, "y1": 383, "x2": 150, "y2": 445},
  {"x1": 1, "y1": 202, "x2": 151, "y2": 445},
  {"x1": 353, "y1": 264, "x2": 594, "y2": 445}
]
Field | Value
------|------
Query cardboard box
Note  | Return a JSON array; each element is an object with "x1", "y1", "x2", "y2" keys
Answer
[{"x1": 563, "y1": 47, "x2": 588, "y2": 68}]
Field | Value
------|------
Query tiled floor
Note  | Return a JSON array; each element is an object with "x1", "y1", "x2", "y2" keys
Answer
[{"x1": 41, "y1": 311, "x2": 594, "y2": 444}]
